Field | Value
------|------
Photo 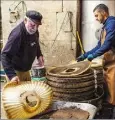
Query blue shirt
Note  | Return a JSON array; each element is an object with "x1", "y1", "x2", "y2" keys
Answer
[{"x1": 84, "y1": 16, "x2": 115, "y2": 58}]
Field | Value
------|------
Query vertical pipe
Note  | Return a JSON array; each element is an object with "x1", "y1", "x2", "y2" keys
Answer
[
  {"x1": 0, "y1": 0, "x2": 2, "y2": 41},
  {"x1": 0, "y1": 0, "x2": 3, "y2": 50},
  {"x1": 76, "y1": 0, "x2": 82, "y2": 57},
  {"x1": 62, "y1": 0, "x2": 63, "y2": 12}
]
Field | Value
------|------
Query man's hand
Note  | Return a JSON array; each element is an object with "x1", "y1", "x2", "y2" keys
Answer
[
  {"x1": 77, "y1": 55, "x2": 86, "y2": 62},
  {"x1": 11, "y1": 76, "x2": 20, "y2": 84},
  {"x1": 87, "y1": 54, "x2": 94, "y2": 61},
  {"x1": 37, "y1": 56, "x2": 44, "y2": 67}
]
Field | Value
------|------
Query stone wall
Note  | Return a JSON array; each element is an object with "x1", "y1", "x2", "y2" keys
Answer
[{"x1": 1, "y1": 0, "x2": 77, "y2": 66}]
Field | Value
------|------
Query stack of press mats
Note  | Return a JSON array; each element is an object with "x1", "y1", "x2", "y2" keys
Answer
[{"x1": 47, "y1": 61, "x2": 96, "y2": 102}]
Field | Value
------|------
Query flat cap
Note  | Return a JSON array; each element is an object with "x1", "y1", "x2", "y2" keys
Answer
[{"x1": 26, "y1": 10, "x2": 43, "y2": 24}]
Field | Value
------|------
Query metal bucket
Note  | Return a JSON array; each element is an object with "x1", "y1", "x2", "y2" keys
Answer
[{"x1": 31, "y1": 67, "x2": 46, "y2": 78}]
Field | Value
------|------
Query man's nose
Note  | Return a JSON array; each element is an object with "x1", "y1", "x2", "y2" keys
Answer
[{"x1": 31, "y1": 25, "x2": 36, "y2": 29}]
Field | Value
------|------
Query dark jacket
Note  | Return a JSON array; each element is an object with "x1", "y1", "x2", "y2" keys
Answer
[
  {"x1": 84, "y1": 16, "x2": 115, "y2": 58},
  {"x1": 1, "y1": 22, "x2": 42, "y2": 80}
]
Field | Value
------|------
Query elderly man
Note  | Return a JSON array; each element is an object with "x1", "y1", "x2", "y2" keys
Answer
[
  {"x1": 77, "y1": 4, "x2": 115, "y2": 105},
  {"x1": 1, "y1": 10, "x2": 44, "y2": 83}
]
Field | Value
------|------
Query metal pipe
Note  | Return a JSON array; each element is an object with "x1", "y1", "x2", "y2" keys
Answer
[
  {"x1": 62, "y1": 0, "x2": 63, "y2": 12},
  {"x1": 0, "y1": 0, "x2": 2, "y2": 41},
  {"x1": 0, "y1": 0, "x2": 3, "y2": 51},
  {"x1": 76, "y1": 0, "x2": 82, "y2": 57}
]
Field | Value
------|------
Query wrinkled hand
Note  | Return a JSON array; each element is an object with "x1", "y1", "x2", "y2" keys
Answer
[
  {"x1": 77, "y1": 55, "x2": 85, "y2": 62},
  {"x1": 10, "y1": 76, "x2": 20, "y2": 84},
  {"x1": 87, "y1": 54, "x2": 94, "y2": 61},
  {"x1": 37, "y1": 56, "x2": 44, "y2": 67}
]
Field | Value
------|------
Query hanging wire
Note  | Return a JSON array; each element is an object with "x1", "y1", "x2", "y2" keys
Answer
[
  {"x1": 51, "y1": 12, "x2": 68, "y2": 48},
  {"x1": 9, "y1": 1, "x2": 27, "y2": 23},
  {"x1": 67, "y1": 12, "x2": 85, "y2": 54},
  {"x1": 9, "y1": 1, "x2": 27, "y2": 12},
  {"x1": 9, "y1": 1, "x2": 16, "y2": 12},
  {"x1": 13, "y1": 0, "x2": 27, "y2": 13},
  {"x1": 67, "y1": 11, "x2": 73, "y2": 50}
]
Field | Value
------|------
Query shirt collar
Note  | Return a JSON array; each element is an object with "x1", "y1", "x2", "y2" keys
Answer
[
  {"x1": 102, "y1": 16, "x2": 110, "y2": 29},
  {"x1": 22, "y1": 21, "x2": 30, "y2": 35}
]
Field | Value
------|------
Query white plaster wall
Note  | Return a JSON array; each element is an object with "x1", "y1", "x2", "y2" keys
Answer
[
  {"x1": 1, "y1": 0, "x2": 77, "y2": 66},
  {"x1": 82, "y1": 0, "x2": 115, "y2": 52}
]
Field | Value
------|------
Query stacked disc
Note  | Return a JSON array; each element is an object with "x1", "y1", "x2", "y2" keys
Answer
[
  {"x1": 91, "y1": 59, "x2": 104, "y2": 87},
  {"x1": 46, "y1": 61, "x2": 95, "y2": 102}
]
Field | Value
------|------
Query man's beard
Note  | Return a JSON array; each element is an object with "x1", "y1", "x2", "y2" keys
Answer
[{"x1": 25, "y1": 24, "x2": 37, "y2": 34}]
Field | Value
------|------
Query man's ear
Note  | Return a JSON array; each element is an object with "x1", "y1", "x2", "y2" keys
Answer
[
  {"x1": 24, "y1": 17, "x2": 27, "y2": 24},
  {"x1": 101, "y1": 10, "x2": 106, "y2": 16}
]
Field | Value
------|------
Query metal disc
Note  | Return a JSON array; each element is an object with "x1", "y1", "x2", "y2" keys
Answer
[{"x1": 2, "y1": 81, "x2": 53, "y2": 119}]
